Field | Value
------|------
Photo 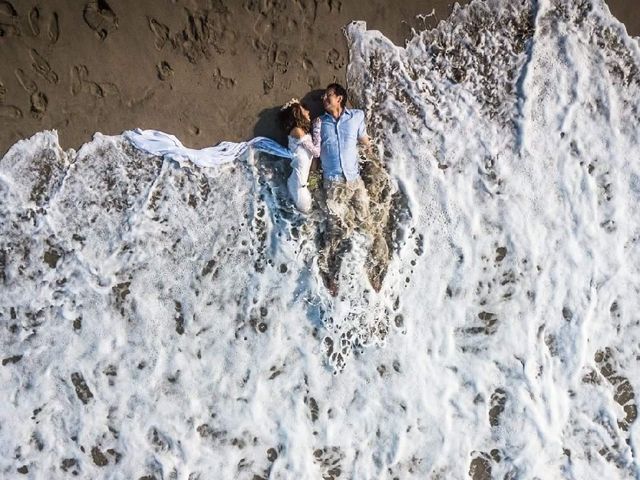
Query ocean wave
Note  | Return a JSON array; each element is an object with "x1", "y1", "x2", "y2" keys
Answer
[{"x1": 2, "y1": 0, "x2": 640, "y2": 477}]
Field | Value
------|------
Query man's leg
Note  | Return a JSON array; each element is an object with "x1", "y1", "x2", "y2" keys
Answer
[
  {"x1": 352, "y1": 175, "x2": 390, "y2": 292},
  {"x1": 319, "y1": 180, "x2": 350, "y2": 295},
  {"x1": 325, "y1": 180, "x2": 351, "y2": 232},
  {"x1": 350, "y1": 178, "x2": 371, "y2": 230}
]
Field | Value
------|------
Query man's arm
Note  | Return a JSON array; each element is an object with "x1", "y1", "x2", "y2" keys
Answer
[
  {"x1": 356, "y1": 111, "x2": 376, "y2": 160},
  {"x1": 358, "y1": 134, "x2": 376, "y2": 161}
]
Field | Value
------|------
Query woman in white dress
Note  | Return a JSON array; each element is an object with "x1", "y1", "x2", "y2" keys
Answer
[{"x1": 278, "y1": 99, "x2": 321, "y2": 213}]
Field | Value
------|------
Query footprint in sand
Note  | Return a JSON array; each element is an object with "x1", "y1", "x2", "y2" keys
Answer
[
  {"x1": 71, "y1": 64, "x2": 115, "y2": 98},
  {"x1": 0, "y1": 80, "x2": 22, "y2": 118},
  {"x1": 84, "y1": 80, "x2": 103, "y2": 98},
  {"x1": 302, "y1": 56, "x2": 320, "y2": 88},
  {"x1": 0, "y1": 104, "x2": 22, "y2": 119},
  {"x1": 48, "y1": 12, "x2": 59, "y2": 44},
  {"x1": 272, "y1": 46, "x2": 289, "y2": 75},
  {"x1": 71, "y1": 65, "x2": 86, "y2": 95},
  {"x1": 212, "y1": 67, "x2": 235, "y2": 89},
  {"x1": 30, "y1": 91, "x2": 47, "y2": 119},
  {"x1": 14, "y1": 68, "x2": 37, "y2": 94},
  {"x1": 262, "y1": 72, "x2": 274, "y2": 94},
  {"x1": 28, "y1": 7, "x2": 59, "y2": 44},
  {"x1": 318, "y1": 0, "x2": 342, "y2": 13},
  {"x1": 96, "y1": 81, "x2": 118, "y2": 97},
  {"x1": 30, "y1": 49, "x2": 58, "y2": 84},
  {"x1": 156, "y1": 61, "x2": 173, "y2": 81},
  {"x1": 83, "y1": 0, "x2": 118, "y2": 40},
  {"x1": 148, "y1": 17, "x2": 170, "y2": 50},
  {"x1": 28, "y1": 6, "x2": 40, "y2": 36},
  {"x1": 0, "y1": 0, "x2": 19, "y2": 37},
  {"x1": 83, "y1": 80, "x2": 104, "y2": 98},
  {"x1": 326, "y1": 48, "x2": 345, "y2": 70}
]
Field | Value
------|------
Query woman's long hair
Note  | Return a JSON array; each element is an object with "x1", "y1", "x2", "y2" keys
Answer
[{"x1": 278, "y1": 101, "x2": 311, "y2": 134}]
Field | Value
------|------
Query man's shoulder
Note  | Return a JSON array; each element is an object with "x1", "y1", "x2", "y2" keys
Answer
[
  {"x1": 320, "y1": 109, "x2": 366, "y2": 124},
  {"x1": 345, "y1": 108, "x2": 365, "y2": 121}
]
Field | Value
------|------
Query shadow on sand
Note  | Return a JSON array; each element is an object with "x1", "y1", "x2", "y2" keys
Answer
[{"x1": 252, "y1": 89, "x2": 326, "y2": 146}]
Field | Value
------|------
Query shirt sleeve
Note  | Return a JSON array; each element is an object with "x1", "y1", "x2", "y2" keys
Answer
[{"x1": 357, "y1": 110, "x2": 368, "y2": 139}]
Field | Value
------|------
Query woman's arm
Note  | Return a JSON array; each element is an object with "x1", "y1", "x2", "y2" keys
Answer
[
  {"x1": 291, "y1": 124, "x2": 321, "y2": 157},
  {"x1": 312, "y1": 118, "x2": 321, "y2": 147},
  {"x1": 302, "y1": 118, "x2": 321, "y2": 158},
  {"x1": 301, "y1": 135, "x2": 321, "y2": 158}
]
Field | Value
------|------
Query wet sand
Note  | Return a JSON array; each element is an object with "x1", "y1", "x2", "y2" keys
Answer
[
  {"x1": 0, "y1": 0, "x2": 637, "y2": 156},
  {"x1": 606, "y1": 0, "x2": 640, "y2": 38}
]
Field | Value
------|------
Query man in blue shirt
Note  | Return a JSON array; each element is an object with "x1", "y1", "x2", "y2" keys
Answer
[
  {"x1": 315, "y1": 83, "x2": 373, "y2": 295},
  {"x1": 317, "y1": 83, "x2": 371, "y2": 182}
]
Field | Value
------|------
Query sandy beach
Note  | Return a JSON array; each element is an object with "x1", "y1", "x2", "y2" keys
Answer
[
  {"x1": 1, "y1": 0, "x2": 637, "y2": 157},
  {"x1": 0, "y1": 0, "x2": 463, "y2": 155}
]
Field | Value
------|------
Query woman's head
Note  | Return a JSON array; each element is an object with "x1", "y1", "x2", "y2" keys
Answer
[{"x1": 279, "y1": 99, "x2": 311, "y2": 133}]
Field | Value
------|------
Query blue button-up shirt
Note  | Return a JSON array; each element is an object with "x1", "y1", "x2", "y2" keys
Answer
[{"x1": 319, "y1": 108, "x2": 367, "y2": 182}]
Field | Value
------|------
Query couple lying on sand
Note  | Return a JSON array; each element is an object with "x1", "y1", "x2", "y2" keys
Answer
[
  {"x1": 279, "y1": 83, "x2": 377, "y2": 295},
  {"x1": 279, "y1": 82, "x2": 372, "y2": 214},
  {"x1": 125, "y1": 82, "x2": 385, "y2": 295}
]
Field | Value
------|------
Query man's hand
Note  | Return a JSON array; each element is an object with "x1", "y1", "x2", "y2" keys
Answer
[
  {"x1": 358, "y1": 135, "x2": 377, "y2": 162},
  {"x1": 358, "y1": 135, "x2": 371, "y2": 147}
]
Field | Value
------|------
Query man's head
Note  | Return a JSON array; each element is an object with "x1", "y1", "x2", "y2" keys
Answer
[{"x1": 322, "y1": 83, "x2": 347, "y2": 113}]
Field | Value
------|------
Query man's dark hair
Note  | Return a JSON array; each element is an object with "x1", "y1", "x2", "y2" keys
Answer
[{"x1": 326, "y1": 83, "x2": 347, "y2": 108}]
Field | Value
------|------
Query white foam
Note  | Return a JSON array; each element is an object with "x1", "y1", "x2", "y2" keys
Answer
[{"x1": 2, "y1": 0, "x2": 640, "y2": 478}]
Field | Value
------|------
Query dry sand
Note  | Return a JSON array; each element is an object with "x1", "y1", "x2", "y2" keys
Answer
[{"x1": 0, "y1": 0, "x2": 637, "y2": 156}]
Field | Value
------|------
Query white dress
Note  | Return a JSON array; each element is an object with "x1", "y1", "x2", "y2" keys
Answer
[{"x1": 287, "y1": 124, "x2": 320, "y2": 213}]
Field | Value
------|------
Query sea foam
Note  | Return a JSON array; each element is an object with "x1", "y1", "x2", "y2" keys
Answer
[{"x1": 2, "y1": 0, "x2": 640, "y2": 478}]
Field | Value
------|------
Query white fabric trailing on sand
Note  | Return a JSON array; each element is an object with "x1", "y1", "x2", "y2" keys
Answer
[{"x1": 124, "y1": 128, "x2": 293, "y2": 167}]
